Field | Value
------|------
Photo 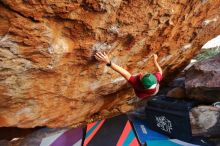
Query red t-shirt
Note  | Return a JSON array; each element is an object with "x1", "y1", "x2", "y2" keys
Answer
[{"x1": 128, "y1": 72, "x2": 162, "y2": 99}]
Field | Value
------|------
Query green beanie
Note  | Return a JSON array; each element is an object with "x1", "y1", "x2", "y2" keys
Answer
[{"x1": 141, "y1": 73, "x2": 157, "y2": 89}]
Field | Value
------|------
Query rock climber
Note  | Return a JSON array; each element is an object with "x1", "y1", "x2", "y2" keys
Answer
[{"x1": 95, "y1": 52, "x2": 163, "y2": 101}]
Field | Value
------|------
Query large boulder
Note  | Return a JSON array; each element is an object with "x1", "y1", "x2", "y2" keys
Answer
[
  {"x1": 190, "y1": 106, "x2": 220, "y2": 137},
  {"x1": 0, "y1": 0, "x2": 220, "y2": 128},
  {"x1": 185, "y1": 54, "x2": 220, "y2": 102}
]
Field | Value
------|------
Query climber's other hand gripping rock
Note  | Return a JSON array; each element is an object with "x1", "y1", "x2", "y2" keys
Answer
[{"x1": 95, "y1": 52, "x2": 110, "y2": 64}]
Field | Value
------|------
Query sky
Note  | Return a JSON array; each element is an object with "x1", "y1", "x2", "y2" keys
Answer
[{"x1": 202, "y1": 35, "x2": 220, "y2": 48}]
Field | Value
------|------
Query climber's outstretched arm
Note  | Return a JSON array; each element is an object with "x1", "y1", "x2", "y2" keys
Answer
[
  {"x1": 95, "y1": 52, "x2": 131, "y2": 80},
  {"x1": 153, "y1": 54, "x2": 163, "y2": 75}
]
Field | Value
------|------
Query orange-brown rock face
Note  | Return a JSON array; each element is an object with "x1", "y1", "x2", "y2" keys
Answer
[{"x1": 0, "y1": 0, "x2": 220, "y2": 128}]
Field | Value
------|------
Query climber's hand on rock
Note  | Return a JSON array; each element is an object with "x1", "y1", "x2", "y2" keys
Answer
[
  {"x1": 95, "y1": 52, "x2": 110, "y2": 64},
  {"x1": 153, "y1": 54, "x2": 158, "y2": 61}
]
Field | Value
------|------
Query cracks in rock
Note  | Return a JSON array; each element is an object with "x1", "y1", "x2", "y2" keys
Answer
[
  {"x1": 0, "y1": 1, "x2": 40, "y2": 23},
  {"x1": 80, "y1": 0, "x2": 107, "y2": 13},
  {"x1": 0, "y1": 37, "x2": 36, "y2": 77}
]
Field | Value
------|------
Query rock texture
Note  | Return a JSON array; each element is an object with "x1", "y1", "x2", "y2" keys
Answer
[
  {"x1": 190, "y1": 106, "x2": 220, "y2": 137},
  {"x1": 167, "y1": 87, "x2": 186, "y2": 99},
  {"x1": 185, "y1": 54, "x2": 220, "y2": 102},
  {"x1": 0, "y1": 0, "x2": 220, "y2": 128}
]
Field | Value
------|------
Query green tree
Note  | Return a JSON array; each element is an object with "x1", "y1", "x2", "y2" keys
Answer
[{"x1": 195, "y1": 46, "x2": 220, "y2": 61}]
